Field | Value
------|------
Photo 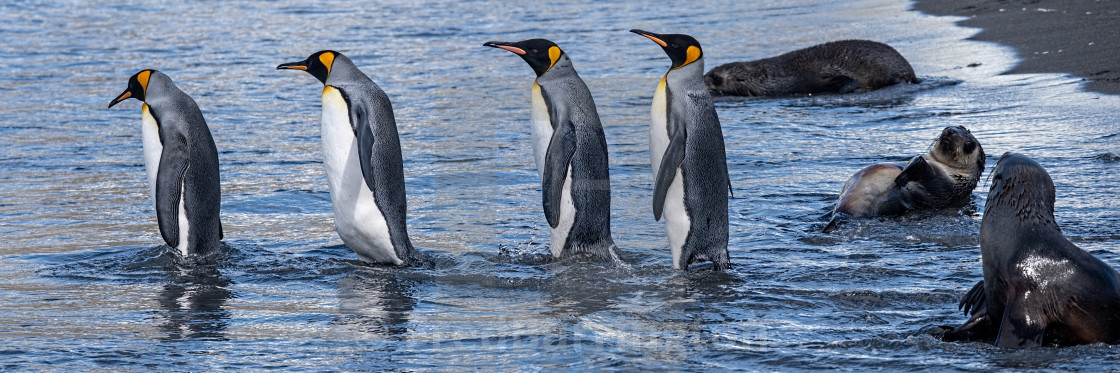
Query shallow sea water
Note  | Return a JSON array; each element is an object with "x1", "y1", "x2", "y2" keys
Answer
[{"x1": 2, "y1": 0, "x2": 1120, "y2": 371}]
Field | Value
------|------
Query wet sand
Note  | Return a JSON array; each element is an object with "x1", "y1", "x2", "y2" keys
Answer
[{"x1": 912, "y1": 0, "x2": 1120, "y2": 95}]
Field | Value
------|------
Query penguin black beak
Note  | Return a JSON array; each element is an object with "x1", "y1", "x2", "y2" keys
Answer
[
  {"x1": 483, "y1": 41, "x2": 526, "y2": 55},
  {"x1": 277, "y1": 60, "x2": 309, "y2": 71},
  {"x1": 108, "y1": 89, "x2": 132, "y2": 109},
  {"x1": 630, "y1": 29, "x2": 667, "y2": 47}
]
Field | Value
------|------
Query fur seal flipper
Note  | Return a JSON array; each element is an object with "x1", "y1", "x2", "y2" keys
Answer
[{"x1": 705, "y1": 40, "x2": 919, "y2": 97}]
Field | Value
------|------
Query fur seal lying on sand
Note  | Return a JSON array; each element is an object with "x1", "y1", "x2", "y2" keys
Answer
[
  {"x1": 941, "y1": 153, "x2": 1120, "y2": 347},
  {"x1": 704, "y1": 40, "x2": 919, "y2": 96},
  {"x1": 825, "y1": 126, "x2": 984, "y2": 231}
]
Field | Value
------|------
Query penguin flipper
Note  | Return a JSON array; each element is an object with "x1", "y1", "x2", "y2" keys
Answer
[
  {"x1": 652, "y1": 130, "x2": 686, "y2": 221},
  {"x1": 155, "y1": 134, "x2": 189, "y2": 248},
  {"x1": 353, "y1": 104, "x2": 378, "y2": 191},
  {"x1": 543, "y1": 120, "x2": 576, "y2": 228}
]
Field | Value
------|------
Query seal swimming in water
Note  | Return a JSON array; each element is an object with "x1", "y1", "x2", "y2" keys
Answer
[
  {"x1": 941, "y1": 153, "x2": 1120, "y2": 347},
  {"x1": 704, "y1": 40, "x2": 920, "y2": 96},
  {"x1": 825, "y1": 126, "x2": 984, "y2": 232}
]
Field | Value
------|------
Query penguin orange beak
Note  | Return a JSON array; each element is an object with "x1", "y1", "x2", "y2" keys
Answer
[
  {"x1": 483, "y1": 41, "x2": 526, "y2": 55},
  {"x1": 630, "y1": 29, "x2": 668, "y2": 47},
  {"x1": 108, "y1": 89, "x2": 132, "y2": 109},
  {"x1": 276, "y1": 61, "x2": 308, "y2": 71}
]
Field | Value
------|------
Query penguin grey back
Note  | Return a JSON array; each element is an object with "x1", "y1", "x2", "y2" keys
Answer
[{"x1": 112, "y1": 70, "x2": 223, "y2": 256}]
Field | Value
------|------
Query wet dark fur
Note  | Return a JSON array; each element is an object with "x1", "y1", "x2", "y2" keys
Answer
[
  {"x1": 705, "y1": 40, "x2": 919, "y2": 96},
  {"x1": 941, "y1": 153, "x2": 1120, "y2": 347}
]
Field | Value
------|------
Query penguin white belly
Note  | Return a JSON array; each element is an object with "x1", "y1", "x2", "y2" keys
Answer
[
  {"x1": 140, "y1": 104, "x2": 163, "y2": 208},
  {"x1": 530, "y1": 83, "x2": 554, "y2": 182},
  {"x1": 649, "y1": 77, "x2": 669, "y2": 177},
  {"x1": 664, "y1": 169, "x2": 690, "y2": 269},
  {"x1": 549, "y1": 169, "x2": 576, "y2": 258},
  {"x1": 650, "y1": 77, "x2": 690, "y2": 268},
  {"x1": 321, "y1": 87, "x2": 401, "y2": 265},
  {"x1": 176, "y1": 180, "x2": 190, "y2": 256}
]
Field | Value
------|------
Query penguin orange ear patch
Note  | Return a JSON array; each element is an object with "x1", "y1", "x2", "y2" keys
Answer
[
  {"x1": 318, "y1": 52, "x2": 335, "y2": 75},
  {"x1": 548, "y1": 46, "x2": 562, "y2": 69},
  {"x1": 137, "y1": 70, "x2": 152, "y2": 94},
  {"x1": 684, "y1": 46, "x2": 701, "y2": 66}
]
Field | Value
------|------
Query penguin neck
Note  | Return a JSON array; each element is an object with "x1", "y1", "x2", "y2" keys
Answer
[
  {"x1": 666, "y1": 59, "x2": 706, "y2": 91},
  {"x1": 323, "y1": 56, "x2": 372, "y2": 86},
  {"x1": 140, "y1": 103, "x2": 163, "y2": 206},
  {"x1": 534, "y1": 61, "x2": 574, "y2": 86},
  {"x1": 319, "y1": 86, "x2": 357, "y2": 181},
  {"x1": 529, "y1": 82, "x2": 552, "y2": 181}
]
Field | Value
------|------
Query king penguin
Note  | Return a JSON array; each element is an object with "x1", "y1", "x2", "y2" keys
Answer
[
  {"x1": 483, "y1": 39, "x2": 618, "y2": 260},
  {"x1": 108, "y1": 69, "x2": 223, "y2": 257},
  {"x1": 631, "y1": 30, "x2": 732, "y2": 270},
  {"x1": 278, "y1": 51, "x2": 423, "y2": 266}
]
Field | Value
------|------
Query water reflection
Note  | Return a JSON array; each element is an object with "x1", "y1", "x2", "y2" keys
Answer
[
  {"x1": 333, "y1": 267, "x2": 417, "y2": 340},
  {"x1": 155, "y1": 262, "x2": 232, "y2": 342}
]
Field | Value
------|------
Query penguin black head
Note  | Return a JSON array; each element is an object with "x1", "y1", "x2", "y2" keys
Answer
[
  {"x1": 108, "y1": 69, "x2": 156, "y2": 108},
  {"x1": 630, "y1": 29, "x2": 704, "y2": 70},
  {"x1": 483, "y1": 39, "x2": 564, "y2": 77},
  {"x1": 277, "y1": 50, "x2": 340, "y2": 84}
]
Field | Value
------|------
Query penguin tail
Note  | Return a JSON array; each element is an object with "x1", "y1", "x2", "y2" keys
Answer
[
  {"x1": 567, "y1": 239, "x2": 623, "y2": 263},
  {"x1": 682, "y1": 246, "x2": 731, "y2": 271},
  {"x1": 398, "y1": 245, "x2": 430, "y2": 268}
]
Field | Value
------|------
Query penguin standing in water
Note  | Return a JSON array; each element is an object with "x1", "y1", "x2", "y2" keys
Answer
[
  {"x1": 483, "y1": 39, "x2": 618, "y2": 259},
  {"x1": 631, "y1": 30, "x2": 731, "y2": 270},
  {"x1": 108, "y1": 70, "x2": 223, "y2": 257},
  {"x1": 278, "y1": 51, "x2": 423, "y2": 266}
]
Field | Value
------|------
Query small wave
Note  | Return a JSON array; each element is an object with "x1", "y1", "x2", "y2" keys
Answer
[{"x1": 1092, "y1": 152, "x2": 1120, "y2": 163}]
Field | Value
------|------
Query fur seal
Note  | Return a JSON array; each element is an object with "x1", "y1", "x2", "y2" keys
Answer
[
  {"x1": 942, "y1": 153, "x2": 1120, "y2": 347},
  {"x1": 825, "y1": 126, "x2": 984, "y2": 231},
  {"x1": 704, "y1": 40, "x2": 920, "y2": 96}
]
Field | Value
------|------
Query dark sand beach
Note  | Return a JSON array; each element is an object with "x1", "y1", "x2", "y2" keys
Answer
[{"x1": 913, "y1": 0, "x2": 1120, "y2": 95}]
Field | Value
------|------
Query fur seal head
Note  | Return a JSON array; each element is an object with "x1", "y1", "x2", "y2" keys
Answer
[
  {"x1": 704, "y1": 62, "x2": 765, "y2": 96},
  {"x1": 928, "y1": 126, "x2": 985, "y2": 175},
  {"x1": 984, "y1": 152, "x2": 1057, "y2": 228},
  {"x1": 908, "y1": 125, "x2": 985, "y2": 209}
]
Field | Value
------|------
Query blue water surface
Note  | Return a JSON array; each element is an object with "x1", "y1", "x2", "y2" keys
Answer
[{"x1": 2, "y1": 0, "x2": 1119, "y2": 371}]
